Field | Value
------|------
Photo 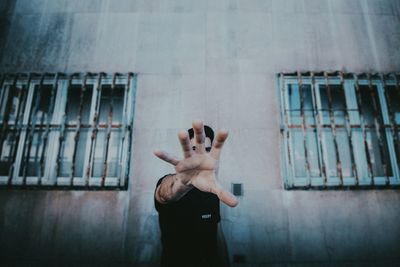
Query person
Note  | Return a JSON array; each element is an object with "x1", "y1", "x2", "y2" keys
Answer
[{"x1": 154, "y1": 121, "x2": 238, "y2": 267}]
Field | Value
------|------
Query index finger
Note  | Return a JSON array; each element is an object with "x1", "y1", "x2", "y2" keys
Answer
[
  {"x1": 154, "y1": 150, "x2": 180, "y2": 166},
  {"x1": 178, "y1": 131, "x2": 192, "y2": 158}
]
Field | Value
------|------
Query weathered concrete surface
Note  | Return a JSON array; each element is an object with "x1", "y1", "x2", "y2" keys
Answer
[{"x1": 0, "y1": 0, "x2": 400, "y2": 266}]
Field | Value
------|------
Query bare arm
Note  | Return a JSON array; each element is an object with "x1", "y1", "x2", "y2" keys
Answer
[{"x1": 155, "y1": 173, "x2": 193, "y2": 204}]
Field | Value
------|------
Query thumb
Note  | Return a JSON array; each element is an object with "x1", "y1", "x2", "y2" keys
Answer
[{"x1": 213, "y1": 184, "x2": 238, "y2": 207}]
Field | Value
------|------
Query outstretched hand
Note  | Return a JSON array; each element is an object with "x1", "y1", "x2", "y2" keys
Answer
[{"x1": 154, "y1": 121, "x2": 238, "y2": 207}]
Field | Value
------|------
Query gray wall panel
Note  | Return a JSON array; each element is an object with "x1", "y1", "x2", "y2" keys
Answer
[{"x1": 0, "y1": 0, "x2": 399, "y2": 266}]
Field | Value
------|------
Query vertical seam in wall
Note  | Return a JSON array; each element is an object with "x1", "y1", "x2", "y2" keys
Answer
[
  {"x1": 121, "y1": 189, "x2": 131, "y2": 261},
  {"x1": 360, "y1": 0, "x2": 381, "y2": 70},
  {"x1": 94, "y1": 11, "x2": 107, "y2": 71},
  {"x1": 132, "y1": 12, "x2": 139, "y2": 72},
  {"x1": 327, "y1": 0, "x2": 342, "y2": 70}
]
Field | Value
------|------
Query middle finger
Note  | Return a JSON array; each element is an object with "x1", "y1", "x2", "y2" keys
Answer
[{"x1": 192, "y1": 120, "x2": 205, "y2": 154}]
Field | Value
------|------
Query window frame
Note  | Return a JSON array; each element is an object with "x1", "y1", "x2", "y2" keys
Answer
[
  {"x1": 278, "y1": 73, "x2": 400, "y2": 189},
  {"x1": 0, "y1": 73, "x2": 136, "y2": 190}
]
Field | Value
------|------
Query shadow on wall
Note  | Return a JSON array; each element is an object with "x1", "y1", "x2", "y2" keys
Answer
[
  {"x1": 0, "y1": 1, "x2": 17, "y2": 66},
  {"x1": 0, "y1": 190, "x2": 136, "y2": 266},
  {"x1": 0, "y1": 0, "x2": 16, "y2": 14}
]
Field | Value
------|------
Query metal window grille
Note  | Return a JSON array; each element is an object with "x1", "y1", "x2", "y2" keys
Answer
[
  {"x1": 0, "y1": 72, "x2": 136, "y2": 189},
  {"x1": 278, "y1": 72, "x2": 400, "y2": 189}
]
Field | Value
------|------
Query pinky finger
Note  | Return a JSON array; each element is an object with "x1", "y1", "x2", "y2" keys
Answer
[{"x1": 154, "y1": 150, "x2": 180, "y2": 166}]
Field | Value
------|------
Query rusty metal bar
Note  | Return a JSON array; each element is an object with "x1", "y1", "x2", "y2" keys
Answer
[
  {"x1": 86, "y1": 73, "x2": 104, "y2": 185},
  {"x1": 394, "y1": 73, "x2": 400, "y2": 173},
  {"x1": 395, "y1": 73, "x2": 400, "y2": 112},
  {"x1": 340, "y1": 72, "x2": 359, "y2": 184},
  {"x1": 119, "y1": 73, "x2": 131, "y2": 186},
  {"x1": 0, "y1": 74, "x2": 18, "y2": 162},
  {"x1": 32, "y1": 114, "x2": 45, "y2": 180},
  {"x1": 281, "y1": 73, "x2": 293, "y2": 179},
  {"x1": 124, "y1": 73, "x2": 136, "y2": 188},
  {"x1": 381, "y1": 73, "x2": 400, "y2": 179},
  {"x1": 4, "y1": 74, "x2": 25, "y2": 183},
  {"x1": 367, "y1": 74, "x2": 389, "y2": 183},
  {"x1": 287, "y1": 108, "x2": 356, "y2": 112},
  {"x1": 393, "y1": 73, "x2": 400, "y2": 153},
  {"x1": 56, "y1": 74, "x2": 73, "y2": 181},
  {"x1": 69, "y1": 73, "x2": 88, "y2": 185},
  {"x1": 38, "y1": 73, "x2": 59, "y2": 184},
  {"x1": 101, "y1": 73, "x2": 117, "y2": 186},
  {"x1": 22, "y1": 74, "x2": 45, "y2": 184},
  {"x1": 32, "y1": 76, "x2": 51, "y2": 181},
  {"x1": 297, "y1": 72, "x2": 312, "y2": 186},
  {"x1": 353, "y1": 74, "x2": 374, "y2": 184},
  {"x1": 286, "y1": 124, "x2": 389, "y2": 129},
  {"x1": 0, "y1": 74, "x2": 6, "y2": 116},
  {"x1": 310, "y1": 72, "x2": 327, "y2": 185},
  {"x1": 0, "y1": 74, "x2": 18, "y2": 140},
  {"x1": 123, "y1": 73, "x2": 135, "y2": 187},
  {"x1": 0, "y1": 73, "x2": 19, "y2": 173},
  {"x1": 324, "y1": 72, "x2": 343, "y2": 185},
  {"x1": 66, "y1": 123, "x2": 122, "y2": 128},
  {"x1": 8, "y1": 74, "x2": 31, "y2": 184}
]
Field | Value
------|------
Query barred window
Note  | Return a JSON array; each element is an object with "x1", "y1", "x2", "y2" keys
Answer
[
  {"x1": 0, "y1": 73, "x2": 136, "y2": 189},
  {"x1": 278, "y1": 72, "x2": 400, "y2": 189}
]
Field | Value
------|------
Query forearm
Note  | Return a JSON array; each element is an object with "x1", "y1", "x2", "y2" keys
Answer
[{"x1": 155, "y1": 173, "x2": 193, "y2": 204}]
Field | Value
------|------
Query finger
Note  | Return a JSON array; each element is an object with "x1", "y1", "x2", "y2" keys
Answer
[
  {"x1": 178, "y1": 131, "x2": 192, "y2": 158},
  {"x1": 192, "y1": 120, "x2": 205, "y2": 154},
  {"x1": 210, "y1": 130, "x2": 229, "y2": 159},
  {"x1": 153, "y1": 150, "x2": 179, "y2": 166},
  {"x1": 213, "y1": 183, "x2": 238, "y2": 207}
]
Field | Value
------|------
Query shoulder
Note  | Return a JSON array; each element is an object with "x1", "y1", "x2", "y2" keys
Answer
[
  {"x1": 154, "y1": 174, "x2": 173, "y2": 212},
  {"x1": 156, "y1": 176, "x2": 166, "y2": 188}
]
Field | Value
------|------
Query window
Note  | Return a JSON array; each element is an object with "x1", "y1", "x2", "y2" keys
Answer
[
  {"x1": 278, "y1": 72, "x2": 400, "y2": 189},
  {"x1": 0, "y1": 73, "x2": 136, "y2": 189}
]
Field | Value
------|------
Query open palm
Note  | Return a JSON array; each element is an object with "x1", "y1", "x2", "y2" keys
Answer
[{"x1": 154, "y1": 121, "x2": 238, "y2": 207}]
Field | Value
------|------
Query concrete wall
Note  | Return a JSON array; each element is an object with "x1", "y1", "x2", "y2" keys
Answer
[{"x1": 1, "y1": 0, "x2": 400, "y2": 266}]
